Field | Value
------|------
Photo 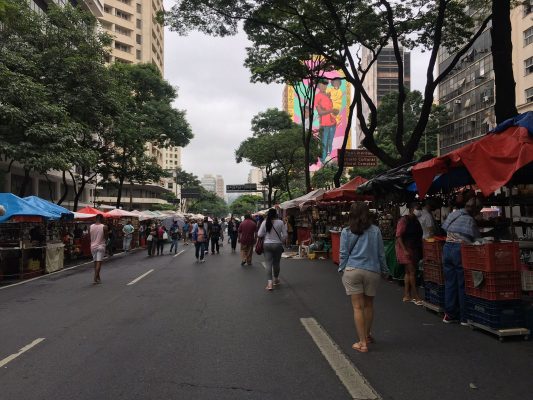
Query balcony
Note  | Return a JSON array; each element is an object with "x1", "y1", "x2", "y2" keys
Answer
[{"x1": 80, "y1": 0, "x2": 104, "y2": 17}]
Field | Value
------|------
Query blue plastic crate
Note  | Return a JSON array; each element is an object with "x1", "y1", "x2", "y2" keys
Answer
[
  {"x1": 424, "y1": 281, "x2": 445, "y2": 307},
  {"x1": 466, "y1": 296, "x2": 524, "y2": 329}
]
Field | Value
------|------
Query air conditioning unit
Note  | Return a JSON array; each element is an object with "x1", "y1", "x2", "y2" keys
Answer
[
  {"x1": 470, "y1": 117, "x2": 476, "y2": 122},
  {"x1": 454, "y1": 99, "x2": 462, "y2": 104},
  {"x1": 483, "y1": 96, "x2": 490, "y2": 102}
]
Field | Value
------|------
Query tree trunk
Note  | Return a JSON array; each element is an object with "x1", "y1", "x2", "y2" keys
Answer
[
  {"x1": 491, "y1": 0, "x2": 518, "y2": 123},
  {"x1": 73, "y1": 180, "x2": 87, "y2": 211},
  {"x1": 57, "y1": 171, "x2": 69, "y2": 205},
  {"x1": 334, "y1": 94, "x2": 358, "y2": 187},
  {"x1": 116, "y1": 176, "x2": 125, "y2": 208},
  {"x1": 18, "y1": 169, "x2": 30, "y2": 197}
]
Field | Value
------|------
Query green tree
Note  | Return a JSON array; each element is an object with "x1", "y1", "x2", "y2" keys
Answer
[
  {"x1": 230, "y1": 194, "x2": 263, "y2": 216},
  {"x1": 312, "y1": 165, "x2": 348, "y2": 190},
  {"x1": 187, "y1": 187, "x2": 228, "y2": 217},
  {"x1": 103, "y1": 63, "x2": 193, "y2": 208},
  {"x1": 236, "y1": 109, "x2": 319, "y2": 205},
  {"x1": 164, "y1": 0, "x2": 493, "y2": 184},
  {"x1": 0, "y1": 3, "x2": 79, "y2": 196}
]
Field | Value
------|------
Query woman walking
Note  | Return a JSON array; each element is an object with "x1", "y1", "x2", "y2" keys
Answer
[
  {"x1": 339, "y1": 202, "x2": 388, "y2": 353},
  {"x1": 395, "y1": 202, "x2": 423, "y2": 305},
  {"x1": 147, "y1": 224, "x2": 157, "y2": 256},
  {"x1": 156, "y1": 225, "x2": 167, "y2": 256},
  {"x1": 257, "y1": 209, "x2": 287, "y2": 291}
]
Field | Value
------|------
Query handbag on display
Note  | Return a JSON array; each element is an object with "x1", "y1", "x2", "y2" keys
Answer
[{"x1": 255, "y1": 237, "x2": 264, "y2": 255}]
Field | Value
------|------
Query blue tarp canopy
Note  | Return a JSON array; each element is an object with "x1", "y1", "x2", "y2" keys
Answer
[
  {"x1": 0, "y1": 193, "x2": 58, "y2": 223},
  {"x1": 406, "y1": 166, "x2": 474, "y2": 193},
  {"x1": 23, "y1": 196, "x2": 74, "y2": 220}
]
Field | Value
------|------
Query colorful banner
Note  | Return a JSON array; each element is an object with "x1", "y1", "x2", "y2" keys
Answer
[{"x1": 286, "y1": 70, "x2": 351, "y2": 171}]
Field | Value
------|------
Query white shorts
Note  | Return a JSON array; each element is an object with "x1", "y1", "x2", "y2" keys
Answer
[{"x1": 91, "y1": 247, "x2": 105, "y2": 262}]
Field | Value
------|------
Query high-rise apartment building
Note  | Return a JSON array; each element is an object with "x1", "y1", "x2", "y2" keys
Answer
[
  {"x1": 200, "y1": 174, "x2": 216, "y2": 193},
  {"x1": 248, "y1": 168, "x2": 266, "y2": 187},
  {"x1": 215, "y1": 175, "x2": 225, "y2": 199},
  {"x1": 357, "y1": 45, "x2": 411, "y2": 147},
  {"x1": 99, "y1": 0, "x2": 164, "y2": 74},
  {"x1": 437, "y1": 4, "x2": 533, "y2": 155}
]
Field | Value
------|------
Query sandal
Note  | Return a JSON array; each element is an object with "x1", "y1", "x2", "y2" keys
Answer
[
  {"x1": 273, "y1": 278, "x2": 281, "y2": 286},
  {"x1": 265, "y1": 282, "x2": 273, "y2": 291},
  {"x1": 352, "y1": 342, "x2": 368, "y2": 353},
  {"x1": 402, "y1": 297, "x2": 411, "y2": 303}
]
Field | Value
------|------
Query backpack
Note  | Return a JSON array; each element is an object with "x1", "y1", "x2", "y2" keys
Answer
[
  {"x1": 211, "y1": 224, "x2": 221, "y2": 238},
  {"x1": 171, "y1": 227, "x2": 179, "y2": 240},
  {"x1": 197, "y1": 228, "x2": 205, "y2": 242}
]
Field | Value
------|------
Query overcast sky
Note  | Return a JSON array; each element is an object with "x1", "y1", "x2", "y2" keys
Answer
[{"x1": 163, "y1": 1, "x2": 429, "y2": 187}]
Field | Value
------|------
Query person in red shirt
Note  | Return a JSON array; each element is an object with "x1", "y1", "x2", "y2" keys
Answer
[
  {"x1": 315, "y1": 79, "x2": 337, "y2": 163},
  {"x1": 238, "y1": 214, "x2": 257, "y2": 266}
]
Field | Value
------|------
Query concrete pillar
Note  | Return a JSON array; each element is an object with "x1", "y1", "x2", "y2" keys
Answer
[{"x1": 55, "y1": 181, "x2": 61, "y2": 203}]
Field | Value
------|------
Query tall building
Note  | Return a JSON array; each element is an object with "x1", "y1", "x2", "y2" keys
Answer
[
  {"x1": 200, "y1": 174, "x2": 216, "y2": 193},
  {"x1": 248, "y1": 168, "x2": 265, "y2": 187},
  {"x1": 437, "y1": 4, "x2": 533, "y2": 155},
  {"x1": 215, "y1": 175, "x2": 225, "y2": 199},
  {"x1": 99, "y1": 0, "x2": 164, "y2": 74},
  {"x1": 357, "y1": 45, "x2": 411, "y2": 147}
]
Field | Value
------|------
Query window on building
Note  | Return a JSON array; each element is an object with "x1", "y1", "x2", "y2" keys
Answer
[
  {"x1": 114, "y1": 41, "x2": 131, "y2": 53},
  {"x1": 525, "y1": 27, "x2": 533, "y2": 46},
  {"x1": 119, "y1": 0, "x2": 132, "y2": 5},
  {"x1": 136, "y1": 19, "x2": 142, "y2": 29},
  {"x1": 115, "y1": 9, "x2": 132, "y2": 21},
  {"x1": 136, "y1": 34, "x2": 142, "y2": 44},
  {"x1": 115, "y1": 25, "x2": 131, "y2": 37},
  {"x1": 525, "y1": 57, "x2": 533, "y2": 76},
  {"x1": 137, "y1": 3, "x2": 142, "y2": 13},
  {"x1": 136, "y1": 50, "x2": 141, "y2": 60},
  {"x1": 104, "y1": 5, "x2": 113, "y2": 14},
  {"x1": 526, "y1": 87, "x2": 533, "y2": 103}
]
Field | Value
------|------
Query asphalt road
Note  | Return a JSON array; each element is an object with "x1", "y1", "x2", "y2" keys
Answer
[{"x1": 0, "y1": 243, "x2": 531, "y2": 400}]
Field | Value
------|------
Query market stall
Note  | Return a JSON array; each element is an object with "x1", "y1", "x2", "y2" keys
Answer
[
  {"x1": 410, "y1": 112, "x2": 533, "y2": 339},
  {"x1": 0, "y1": 194, "x2": 71, "y2": 282}
]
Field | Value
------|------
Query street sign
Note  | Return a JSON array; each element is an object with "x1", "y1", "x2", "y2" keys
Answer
[
  {"x1": 226, "y1": 183, "x2": 258, "y2": 193},
  {"x1": 341, "y1": 149, "x2": 378, "y2": 167},
  {"x1": 180, "y1": 187, "x2": 201, "y2": 198}
]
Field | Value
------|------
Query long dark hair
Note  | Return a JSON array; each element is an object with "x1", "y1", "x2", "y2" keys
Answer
[
  {"x1": 349, "y1": 202, "x2": 372, "y2": 235},
  {"x1": 265, "y1": 208, "x2": 277, "y2": 233}
]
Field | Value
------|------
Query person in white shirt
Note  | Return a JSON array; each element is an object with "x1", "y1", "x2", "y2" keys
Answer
[
  {"x1": 415, "y1": 201, "x2": 437, "y2": 240},
  {"x1": 257, "y1": 209, "x2": 288, "y2": 291}
]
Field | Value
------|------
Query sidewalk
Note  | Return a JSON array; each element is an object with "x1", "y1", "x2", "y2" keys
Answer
[{"x1": 280, "y1": 257, "x2": 532, "y2": 400}]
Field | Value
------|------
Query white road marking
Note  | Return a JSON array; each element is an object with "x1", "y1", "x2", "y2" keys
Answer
[
  {"x1": 127, "y1": 269, "x2": 154, "y2": 286},
  {"x1": 300, "y1": 318, "x2": 381, "y2": 400},
  {"x1": 0, "y1": 338, "x2": 45, "y2": 368},
  {"x1": 173, "y1": 249, "x2": 186, "y2": 258}
]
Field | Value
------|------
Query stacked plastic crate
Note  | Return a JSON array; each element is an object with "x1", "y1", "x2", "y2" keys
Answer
[
  {"x1": 461, "y1": 243, "x2": 525, "y2": 329},
  {"x1": 422, "y1": 240, "x2": 445, "y2": 307}
]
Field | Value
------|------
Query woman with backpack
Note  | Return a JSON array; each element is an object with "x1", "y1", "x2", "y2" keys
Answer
[
  {"x1": 192, "y1": 219, "x2": 207, "y2": 263},
  {"x1": 257, "y1": 209, "x2": 287, "y2": 291}
]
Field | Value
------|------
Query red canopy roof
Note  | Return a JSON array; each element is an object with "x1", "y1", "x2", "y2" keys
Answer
[
  {"x1": 322, "y1": 176, "x2": 372, "y2": 201},
  {"x1": 412, "y1": 126, "x2": 533, "y2": 198},
  {"x1": 77, "y1": 206, "x2": 105, "y2": 215}
]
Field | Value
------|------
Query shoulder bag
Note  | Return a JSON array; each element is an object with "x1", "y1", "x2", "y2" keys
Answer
[{"x1": 255, "y1": 236, "x2": 264, "y2": 255}]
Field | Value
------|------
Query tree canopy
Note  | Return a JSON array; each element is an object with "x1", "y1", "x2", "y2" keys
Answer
[
  {"x1": 230, "y1": 195, "x2": 263, "y2": 216},
  {"x1": 164, "y1": 0, "x2": 503, "y2": 183}
]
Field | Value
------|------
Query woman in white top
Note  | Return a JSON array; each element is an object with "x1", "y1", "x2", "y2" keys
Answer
[{"x1": 257, "y1": 208, "x2": 288, "y2": 291}]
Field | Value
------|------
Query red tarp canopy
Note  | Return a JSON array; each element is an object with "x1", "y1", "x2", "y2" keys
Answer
[
  {"x1": 322, "y1": 176, "x2": 372, "y2": 201},
  {"x1": 412, "y1": 125, "x2": 533, "y2": 198},
  {"x1": 77, "y1": 206, "x2": 105, "y2": 215},
  {"x1": 104, "y1": 209, "x2": 138, "y2": 218}
]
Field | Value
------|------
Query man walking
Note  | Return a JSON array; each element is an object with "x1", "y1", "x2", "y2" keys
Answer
[
  {"x1": 122, "y1": 220, "x2": 134, "y2": 252},
  {"x1": 238, "y1": 214, "x2": 257, "y2": 266},
  {"x1": 210, "y1": 218, "x2": 221, "y2": 254},
  {"x1": 169, "y1": 220, "x2": 180, "y2": 254},
  {"x1": 90, "y1": 214, "x2": 108, "y2": 284}
]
